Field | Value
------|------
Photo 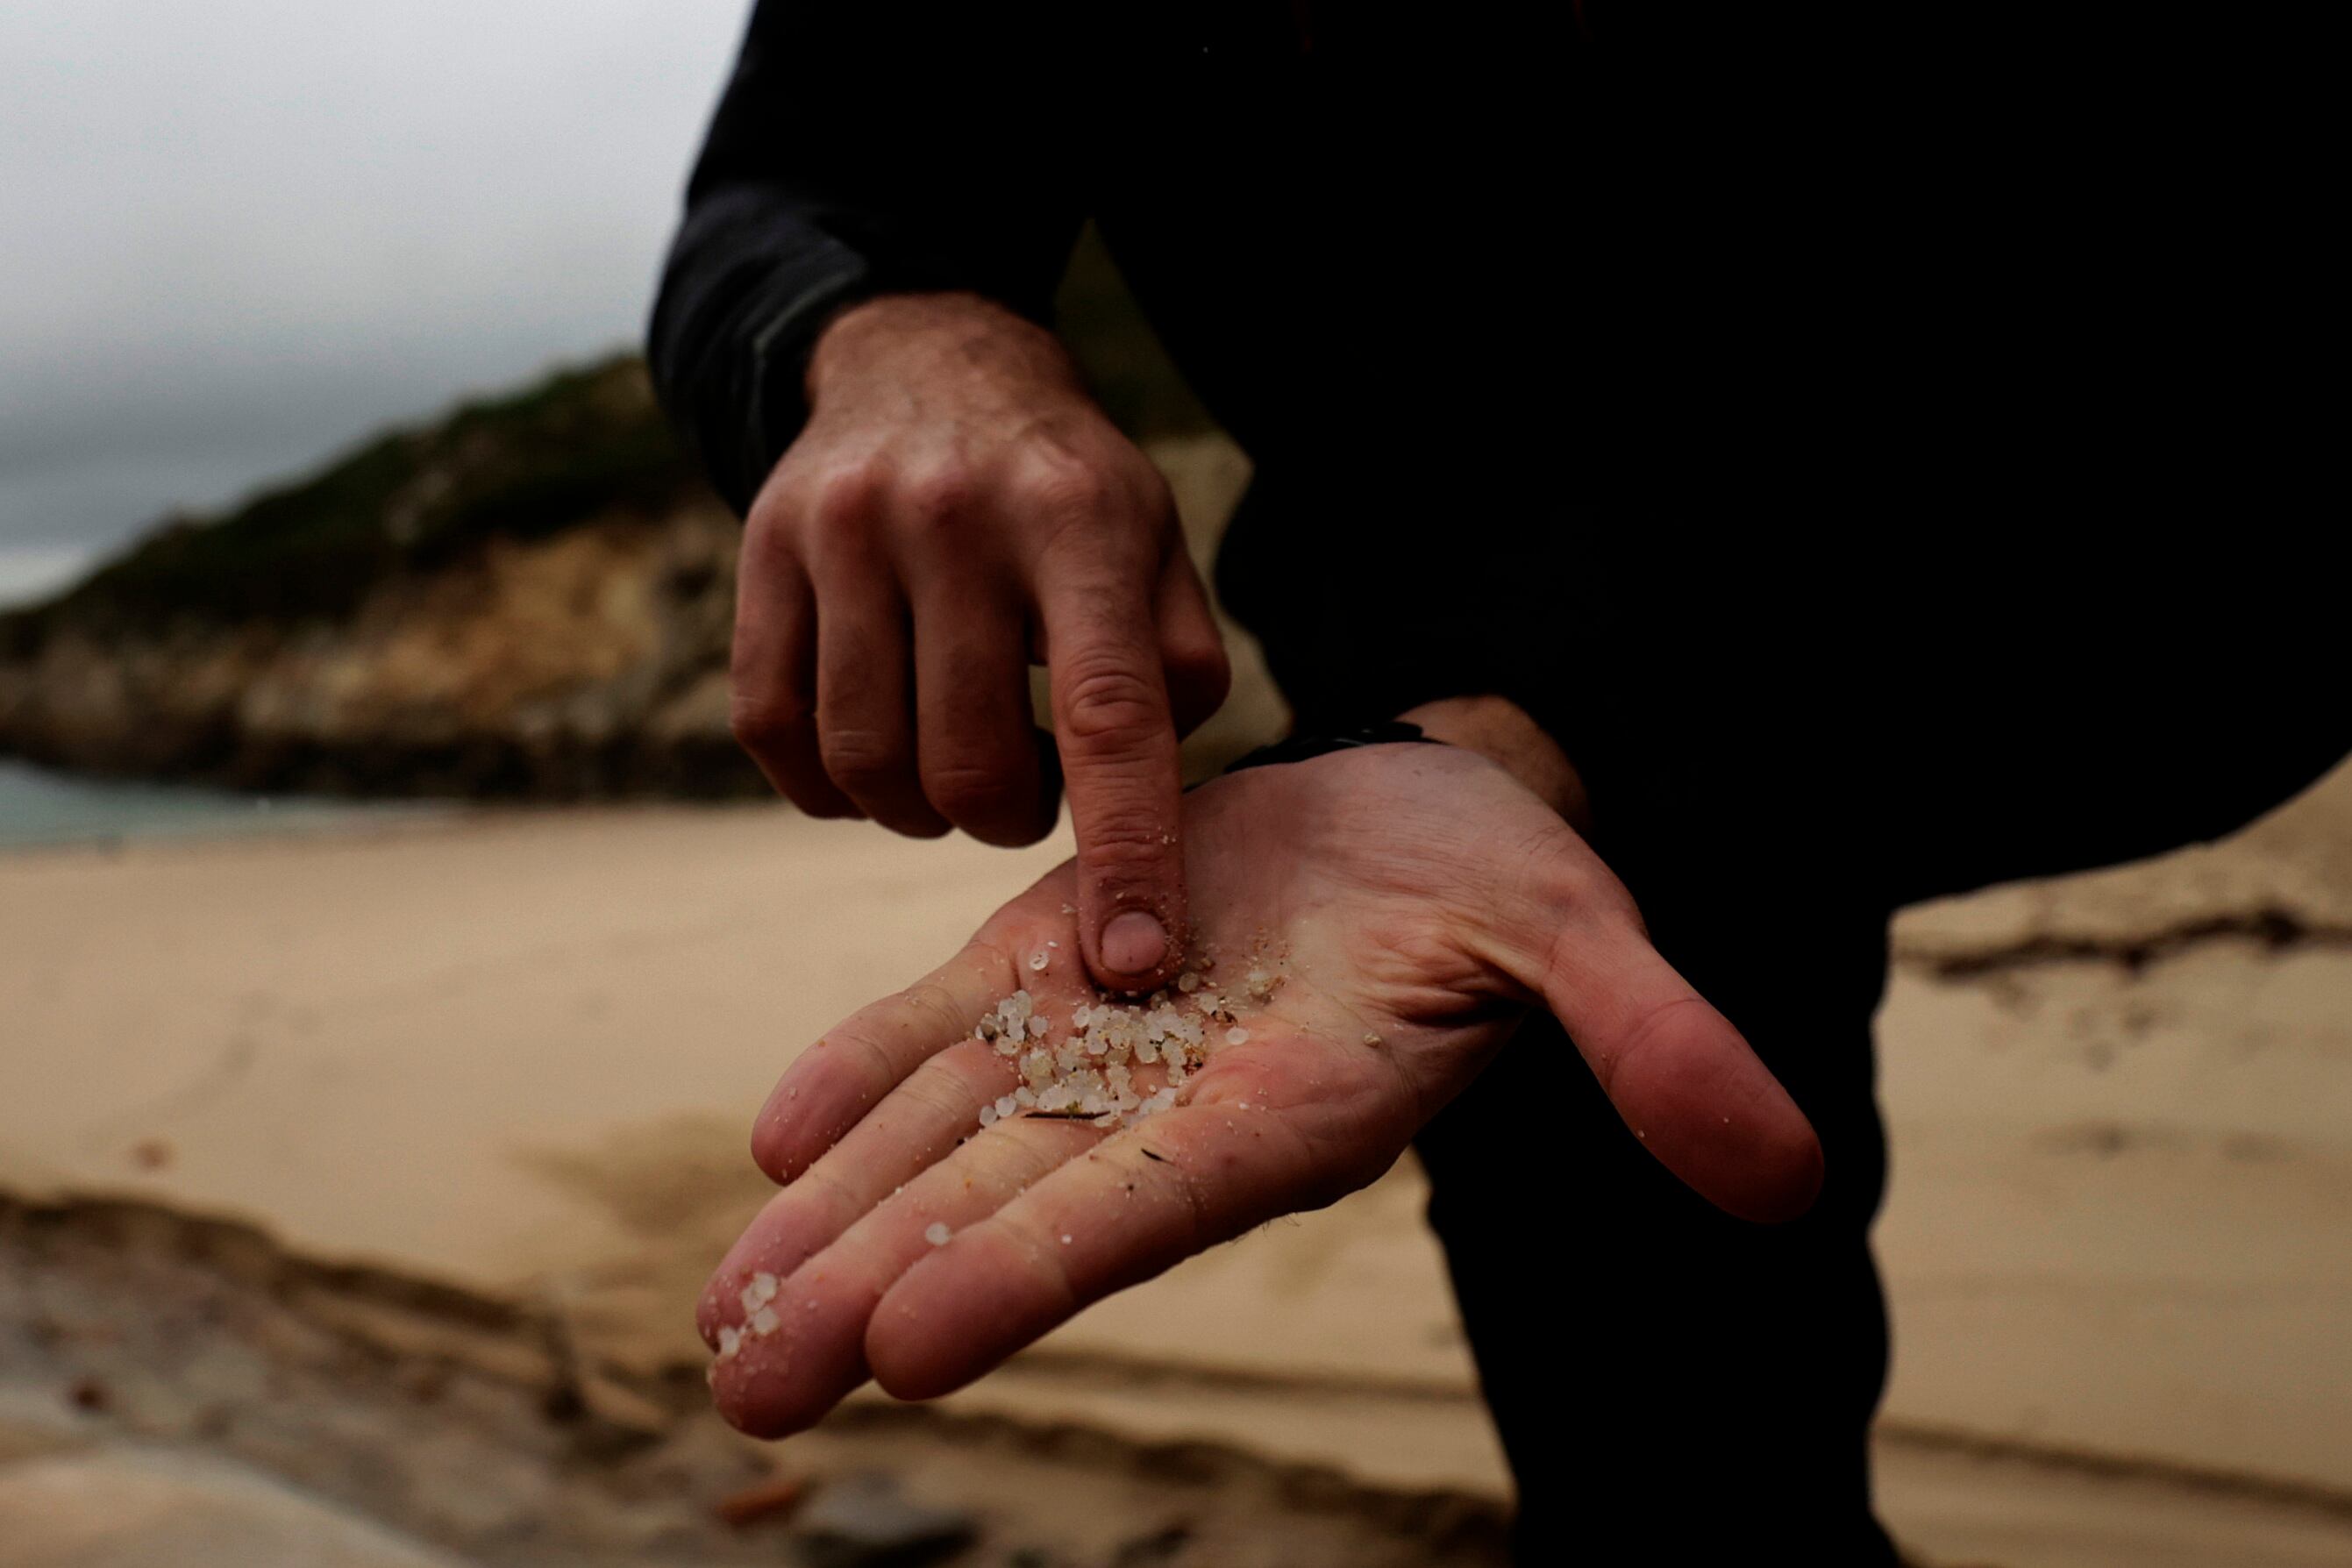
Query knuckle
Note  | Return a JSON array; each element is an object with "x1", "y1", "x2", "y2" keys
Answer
[
  {"x1": 809, "y1": 460, "x2": 888, "y2": 538},
  {"x1": 749, "y1": 437, "x2": 824, "y2": 517},
  {"x1": 1533, "y1": 835, "x2": 1636, "y2": 930},
  {"x1": 729, "y1": 689, "x2": 808, "y2": 752},
  {"x1": 829, "y1": 1023, "x2": 903, "y2": 1097},
  {"x1": 748, "y1": 1119, "x2": 796, "y2": 1184},
  {"x1": 899, "y1": 1049, "x2": 994, "y2": 1121},
  {"x1": 922, "y1": 752, "x2": 1024, "y2": 822},
  {"x1": 818, "y1": 723, "x2": 907, "y2": 787},
  {"x1": 897, "y1": 978, "x2": 972, "y2": 1043},
  {"x1": 1132, "y1": 462, "x2": 1178, "y2": 523},
  {"x1": 1056, "y1": 662, "x2": 1166, "y2": 750},
  {"x1": 738, "y1": 507, "x2": 799, "y2": 574},
  {"x1": 1196, "y1": 654, "x2": 1235, "y2": 707},
  {"x1": 898, "y1": 464, "x2": 980, "y2": 534},
  {"x1": 1132, "y1": 1144, "x2": 1215, "y2": 1247},
  {"x1": 1073, "y1": 809, "x2": 1178, "y2": 880},
  {"x1": 744, "y1": 456, "x2": 803, "y2": 531},
  {"x1": 1014, "y1": 443, "x2": 1115, "y2": 517},
  {"x1": 1169, "y1": 631, "x2": 1231, "y2": 691}
]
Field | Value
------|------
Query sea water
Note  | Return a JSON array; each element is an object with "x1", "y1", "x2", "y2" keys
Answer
[{"x1": 0, "y1": 759, "x2": 437, "y2": 852}]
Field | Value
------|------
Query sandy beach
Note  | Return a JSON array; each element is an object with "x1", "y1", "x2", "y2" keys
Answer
[{"x1": 4, "y1": 762, "x2": 2350, "y2": 1565}]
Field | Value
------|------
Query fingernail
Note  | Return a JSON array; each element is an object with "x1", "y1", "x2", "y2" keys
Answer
[{"x1": 1101, "y1": 910, "x2": 1168, "y2": 975}]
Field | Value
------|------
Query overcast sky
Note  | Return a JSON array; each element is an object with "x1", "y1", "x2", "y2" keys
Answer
[{"x1": 0, "y1": 2, "x2": 750, "y2": 601}]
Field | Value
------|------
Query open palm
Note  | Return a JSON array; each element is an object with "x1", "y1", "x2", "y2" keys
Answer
[{"x1": 702, "y1": 741, "x2": 1823, "y2": 1436}]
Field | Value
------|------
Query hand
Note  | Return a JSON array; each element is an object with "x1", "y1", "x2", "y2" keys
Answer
[
  {"x1": 699, "y1": 728, "x2": 1823, "y2": 1437},
  {"x1": 730, "y1": 291, "x2": 1229, "y2": 989}
]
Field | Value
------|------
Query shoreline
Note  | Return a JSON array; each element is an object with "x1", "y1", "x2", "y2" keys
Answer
[{"x1": 0, "y1": 757, "x2": 467, "y2": 856}]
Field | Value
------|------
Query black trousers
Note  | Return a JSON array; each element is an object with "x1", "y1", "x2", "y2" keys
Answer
[
  {"x1": 1416, "y1": 870, "x2": 1899, "y2": 1563},
  {"x1": 1408, "y1": 612, "x2": 2346, "y2": 1565}
]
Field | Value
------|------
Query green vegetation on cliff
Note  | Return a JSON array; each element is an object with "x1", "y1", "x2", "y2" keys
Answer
[{"x1": 1, "y1": 357, "x2": 695, "y2": 653}]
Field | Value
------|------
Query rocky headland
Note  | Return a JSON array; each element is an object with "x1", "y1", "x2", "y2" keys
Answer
[{"x1": 0, "y1": 359, "x2": 758, "y2": 799}]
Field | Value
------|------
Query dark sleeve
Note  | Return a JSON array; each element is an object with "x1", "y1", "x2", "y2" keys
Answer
[
  {"x1": 647, "y1": 3, "x2": 1091, "y2": 514},
  {"x1": 1212, "y1": 446, "x2": 1611, "y2": 768}
]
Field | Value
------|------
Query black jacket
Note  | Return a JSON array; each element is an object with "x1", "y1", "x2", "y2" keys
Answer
[{"x1": 649, "y1": 2, "x2": 2341, "y2": 889}]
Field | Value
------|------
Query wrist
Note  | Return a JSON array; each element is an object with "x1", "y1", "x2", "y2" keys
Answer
[
  {"x1": 1400, "y1": 695, "x2": 1591, "y2": 832},
  {"x1": 806, "y1": 291, "x2": 1077, "y2": 405}
]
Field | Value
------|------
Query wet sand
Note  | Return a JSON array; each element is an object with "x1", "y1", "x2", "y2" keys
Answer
[{"x1": 4, "y1": 760, "x2": 2348, "y2": 1564}]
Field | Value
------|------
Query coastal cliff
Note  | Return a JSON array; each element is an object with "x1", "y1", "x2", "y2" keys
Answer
[{"x1": 0, "y1": 358, "x2": 761, "y2": 798}]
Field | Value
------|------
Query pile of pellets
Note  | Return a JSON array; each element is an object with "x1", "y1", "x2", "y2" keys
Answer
[{"x1": 970, "y1": 942, "x2": 1286, "y2": 1135}]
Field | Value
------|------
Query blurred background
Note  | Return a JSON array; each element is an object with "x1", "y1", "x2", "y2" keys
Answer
[{"x1": 3, "y1": 5, "x2": 2348, "y2": 1566}]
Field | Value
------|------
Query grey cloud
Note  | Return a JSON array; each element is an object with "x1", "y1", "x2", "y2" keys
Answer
[{"x1": 0, "y1": 1, "x2": 749, "y2": 553}]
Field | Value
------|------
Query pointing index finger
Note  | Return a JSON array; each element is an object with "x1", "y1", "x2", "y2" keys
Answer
[{"x1": 1039, "y1": 569, "x2": 1187, "y2": 992}]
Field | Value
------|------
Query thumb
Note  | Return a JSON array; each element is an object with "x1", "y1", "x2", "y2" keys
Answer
[
  {"x1": 1504, "y1": 859, "x2": 1824, "y2": 1222},
  {"x1": 1040, "y1": 576, "x2": 1187, "y2": 992}
]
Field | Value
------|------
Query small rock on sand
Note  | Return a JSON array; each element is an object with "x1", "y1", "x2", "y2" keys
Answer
[{"x1": 792, "y1": 1471, "x2": 977, "y2": 1568}]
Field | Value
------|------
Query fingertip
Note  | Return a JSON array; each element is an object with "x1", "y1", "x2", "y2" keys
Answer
[
  {"x1": 710, "y1": 1351, "x2": 823, "y2": 1440},
  {"x1": 1084, "y1": 902, "x2": 1189, "y2": 994},
  {"x1": 1079, "y1": 840, "x2": 1188, "y2": 990},
  {"x1": 751, "y1": 1046, "x2": 880, "y2": 1187},
  {"x1": 1101, "y1": 909, "x2": 1169, "y2": 975},
  {"x1": 1735, "y1": 1113, "x2": 1826, "y2": 1225},
  {"x1": 1698, "y1": 1080, "x2": 1825, "y2": 1225},
  {"x1": 1164, "y1": 635, "x2": 1231, "y2": 738},
  {"x1": 870, "y1": 1208, "x2": 1078, "y2": 1400},
  {"x1": 864, "y1": 1267, "x2": 998, "y2": 1402},
  {"x1": 1607, "y1": 1009, "x2": 1827, "y2": 1224},
  {"x1": 694, "y1": 1279, "x2": 729, "y2": 1351},
  {"x1": 749, "y1": 1080, "x2": 829, "y2": 1186},
  {"x1": 707, "y1": 1267, "x2": 881, "y2": 1439},
  {"x1": 863, "y1": 1316, "x2": 951, "y2": 1402},
  {"x1": 749, "y1": 1114, "x2": 799, "y2": 1187}
]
